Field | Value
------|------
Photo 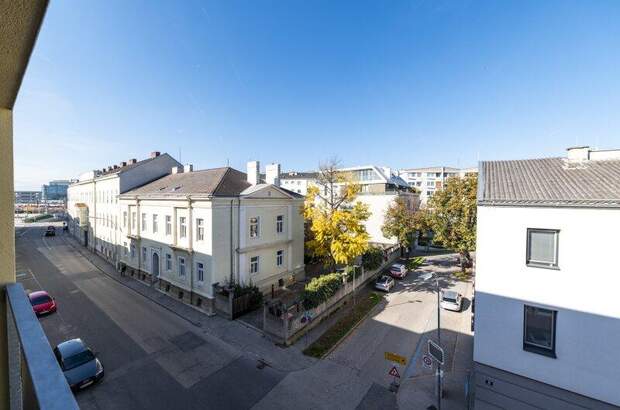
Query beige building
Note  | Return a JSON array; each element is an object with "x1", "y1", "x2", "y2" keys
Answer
[
  {"x1": 399, "y1": 165, "x2": 478, "y2": 206},
  {"x1": 118, "y1": 162, "x2": 305, "y2": 313},
  {"x1": 66, "y1": 152, "x2": 181, "y2": 266}
]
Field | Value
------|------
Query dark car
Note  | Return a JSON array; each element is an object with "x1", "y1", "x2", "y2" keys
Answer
[
  {"x1": 45, "y1": 226, "x2": 56, "y2": 236},
  {"x1": 54, "y1": 339, "x2": 104, "y2": 391},
  {"x1": 28, "y1": 290, "x2": 56, "y2": 316}
]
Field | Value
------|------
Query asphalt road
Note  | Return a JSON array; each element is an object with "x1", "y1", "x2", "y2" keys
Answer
[{"x1": 15, "y1": 226, "x2": 285, "y2": 410}]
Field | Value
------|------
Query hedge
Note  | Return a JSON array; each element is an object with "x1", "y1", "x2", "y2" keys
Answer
[
  {"x1": 302, "y1": 273, "x2": 343, "y2": 310},
  {"x1": 406, "y1": 256, "x2": 425, "y2": 271},
  {"x1": 362, "y1": 247, "x2": 383, "y2": 271}
]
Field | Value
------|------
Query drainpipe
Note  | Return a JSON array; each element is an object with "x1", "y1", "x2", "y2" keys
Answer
[
  {"x1": 237, "y1": 197, "x2": 241, "y2": 284},
  {"x1": 230, "y1": 199, "x2": 234, "y2": 285},
  {"x1": 188, "y1": 196, "x2": 194, "y2": 303}
]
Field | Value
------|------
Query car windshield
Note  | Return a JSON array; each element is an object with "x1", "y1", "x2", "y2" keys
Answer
[
  {"x1": 443, "y1": 296, "x2": 457, "y2": 303},
  {"x1": 378, "y1": 277, "x2": 388, "y2": 283},
  {"x1": 30, "y1": 295, "x2": 51, "y2": 305},
  {"x1": 62, "y1": 349, "x2": 95, "y2": 371}
]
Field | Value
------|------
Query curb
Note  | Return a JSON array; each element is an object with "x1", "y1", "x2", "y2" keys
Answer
[
  {"x1": 60, "y1": 234, "x2": 202, "y2": 328},
  {"x1": 320, "y1": 292, "x2": 385, "y2": 359}
]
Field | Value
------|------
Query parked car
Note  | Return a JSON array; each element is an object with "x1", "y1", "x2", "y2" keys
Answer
[
  {"x1": 54, "y1": 339, "x2": 104, "y2": 391},
  {"x1": 440, "y1": 290, "x2": 463, "y2": 312},
  {"x1": 28, "y1": 290, "x2": 56, "y2": 316},
  {"x1": 45, "y1": 226, "x2": 56, "y2": 236},
  {"x1": 388, "y1": 263, "x2": 407, "y2": 279},
  {"x1": 375, "y1": 275, "x2": 395, "y2": 292}
]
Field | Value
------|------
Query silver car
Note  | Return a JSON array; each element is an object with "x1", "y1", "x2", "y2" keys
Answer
[
  {"x1": 375, "y1": 275, "x2": 395, "y2": 292},
  {"x1": 440, "y1": 290, "x2": 463, "y2": 312}
]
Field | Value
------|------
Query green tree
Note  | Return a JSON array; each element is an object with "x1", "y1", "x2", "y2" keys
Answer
[
  {"x1": 304, "y1": 158, "x2": 371, "y2": 268},
  {"x1": 426, "y1": 174, "x2": 477, "y2": 271},
  {"x1": 381, "y1": 197, "x2": 416, "y2": 256}
]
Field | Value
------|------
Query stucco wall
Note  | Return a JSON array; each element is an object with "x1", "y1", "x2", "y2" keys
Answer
[{"x1": 474, "y1": 205, "x2": 620, "y2": 406}]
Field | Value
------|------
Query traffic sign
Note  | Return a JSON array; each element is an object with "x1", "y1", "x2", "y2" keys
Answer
[
  {"x1": 384, "y1": 351, "x2": 407, "y2": 366},
  {"x1": 422, "y1": 354, "x2": 432, "y2": 369},
  {"x1": 388, "y1": 366, "x2": 401, "y2": 378},
  {"x1": 428, "y1": 340, "x2": 444, "y2": 365}
]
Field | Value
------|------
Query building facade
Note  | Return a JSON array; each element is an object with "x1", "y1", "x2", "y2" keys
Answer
[
  {"x1": 279, "y1": 171, "x2": 319, "y2": 195},
  {"x1": 474, "y1": 146, "x2": 620, "y2": 409},
  {"x1": 41, "y1": 180, "x2": 70, "y2": 201},
  {"x1": 66, "y1": 152, "x2": 181, "y2": 266},
  {"x1": 118, "y1": 163, "x2": 305, "y2": 313},
  {"x1": 14, "y1": 190, "x2": 41, "y2": 204},
  {"x1": 399, "y1": 166, "x2": 477, "y2": 206}
]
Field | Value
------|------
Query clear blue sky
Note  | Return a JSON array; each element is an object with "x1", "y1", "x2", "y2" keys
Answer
[{"x1": 14, "y1": 0, "x2": 620, "y2": 190}]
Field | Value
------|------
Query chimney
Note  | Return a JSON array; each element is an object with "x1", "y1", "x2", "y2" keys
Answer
[
  {"x1": 184, "y1": 164, "x2": 193, "y2": 173},
  {"x1": 113, "y1": 165, "x2": 119, "y2": 170},
  {"x1": 150, "y1": 151, "x2": 161, "y2": 158},
  {"x1": 107, "y1": 166, "x2": 113, "y2": 171},
  {"x1": 128, "y1": 158, "x2": 137, "y2": 164},
  {"x1": 119, "y1": 161, "x2": 127, "y2": 167},
  {"x1": 247, "y1": 160, "x2": 260, "y2": 186},
  {"x1": 266, "y1": 163, "x2": 281, "y2": 186},
  {"x1": 567, "y1": 146, "x2": 590, "y2": 162},
  {"x1": 172, "y1": 166, "x2": 183, "y2": 175}
]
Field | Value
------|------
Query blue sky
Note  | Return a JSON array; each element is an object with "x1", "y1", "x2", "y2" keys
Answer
[{"x1": 14, "y1": 0, "x2": 620, "y2": 189}]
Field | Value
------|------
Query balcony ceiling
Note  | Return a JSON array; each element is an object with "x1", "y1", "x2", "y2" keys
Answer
[{"x1": 0, "y1": 1, "x2": 48, "y2": 110}]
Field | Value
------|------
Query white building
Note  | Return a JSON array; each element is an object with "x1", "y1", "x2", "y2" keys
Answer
[
  {"x1": 66, "y1": 152, "x2": 181, "y2": 266},
  {"x1": 279, "y1": 171, "x2": 319, "y2": 196},
  {"x1": 117, "y1": 161, "x2": 306, "y2": 312},
  {"x1": 474, "y1": 146, "x2": 620, "y2": 409},
  {"x1": 399, "y1": 166, "x2": 477, "y2": 206}
]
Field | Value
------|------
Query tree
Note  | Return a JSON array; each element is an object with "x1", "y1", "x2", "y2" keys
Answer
[
  {"x1": 304, "y1": 158, "x2": 371, "y2": 268},
  {"x1": 426, "y1": 174, "x2": 477, "y2": 271},
  {"x1": 381, "y1": 197, "x2": 416, "y2": 256}
]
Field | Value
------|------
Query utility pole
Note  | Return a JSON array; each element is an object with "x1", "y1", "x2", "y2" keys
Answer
[{"x1": 436, "y1": 276, "x2": 442, "y2": 410}]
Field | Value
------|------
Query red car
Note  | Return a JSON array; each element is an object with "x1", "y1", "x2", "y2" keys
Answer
[{"x1": 28, "y1": 291, "x2": 57, "y2": 316}]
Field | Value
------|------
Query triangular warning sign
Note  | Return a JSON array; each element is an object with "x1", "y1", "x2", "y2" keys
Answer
[{"x1": 388, "y1": 366, "x2": 400, "y2": 378}]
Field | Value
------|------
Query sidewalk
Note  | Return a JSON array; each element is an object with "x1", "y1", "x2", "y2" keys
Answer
[{"x1": 60, "y1": 233, "x2": 317, "y2": 373}]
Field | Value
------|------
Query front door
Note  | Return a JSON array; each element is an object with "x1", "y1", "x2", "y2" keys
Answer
[{"x1": 151, "y1": 252, "x2": 160, "y2": 278}]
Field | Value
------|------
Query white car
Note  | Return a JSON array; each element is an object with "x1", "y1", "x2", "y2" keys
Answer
[
  {"x1": 440, "y1": 290, "x2": 463, "y2": 312},
  {"x1": 375, "y1": 275, "x2": 395, "y2": 292}
]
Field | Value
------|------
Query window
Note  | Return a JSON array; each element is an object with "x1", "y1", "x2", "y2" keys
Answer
[
  {"x1": 426, "y1": 191, "x2": 433, "y2": 197},
  {"x1": 426, "y1": 181, "x2": 435, "y2": 187},
  {"x1": 166, "y1": 254, "x2": 172, "y2": 270},
  {"x1": 527, "y1": 229, "x2": 559, "y2": 268},
  {"x1": 523, "y1": 305, "x2": 557, "y2": 357},
  {"x1": 179, "y1": 217, "x2": 187, "y2": 238},
  {"x1": 123, "y1": 241, "x2": 128, "y2": 256},
  {"x1": 196, "y1": 218, "x2": 204, "y2": 241},
  {"x1": 165, "y1": 215, "x2": 172, "y2": 235},
  {"x1": 249, "y1": 217, "x2": 260, "y2": 238},
  {"x1": 276, "y1": 250, "x2": 284, "y2": 267},
  {"x1": 130, "y1": 245, "x2": 135, "y2": 258},
  {"x1": 152, "y1": 214, "x2": 158, "y2": 233},
  {"x1": 196, "y1": 262, "x2": 204, "y2": 282},
  {"x1": 131, "y1": 212, "x2": 137, "y2": 230},
  {"x1": 250, "y1": 256, "x2": 259, "y2": 274},
  {"x1": 141, "y1": 213, "x2": 147, "y2": 232},
  {"x1": 276, "y1": 215, "x2": 284, "y2": 234},
  {"x1": 178, "y1": 257, "x2": 186, "y2": 276}
]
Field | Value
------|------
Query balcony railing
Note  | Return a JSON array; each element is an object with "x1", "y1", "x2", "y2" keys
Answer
[{"x1": 6, "y1": 283, "x2": 79, "y2": 410}]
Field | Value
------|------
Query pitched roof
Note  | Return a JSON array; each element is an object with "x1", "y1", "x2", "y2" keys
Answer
[
  {"x1": 240, "y1": 183, "x2": 305, "y2": 199},
  {"x1": 279, "y1": 171, "x2": 319, "y2": 180},
  {"x1": 478, "y1": 157, "x2": 620, "y2": 208},
  {"x1": 121, "y1": 167, "x2": 251, "y2": 197},
  {"x1": 98, "y1": 153, "x2": 176, "y2": 177}
]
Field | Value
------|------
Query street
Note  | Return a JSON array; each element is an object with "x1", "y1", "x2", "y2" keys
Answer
[
  {"x1": 15, "y1": 225, "x2": 473, "y2": 409},
  {"x1": 15, "y1": 225, "x2": 286, "y2": 410}
]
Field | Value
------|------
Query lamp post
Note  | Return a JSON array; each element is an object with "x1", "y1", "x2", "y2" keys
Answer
[{"x1": 436, "y1": 275, "x2": 442, "y2": 410}]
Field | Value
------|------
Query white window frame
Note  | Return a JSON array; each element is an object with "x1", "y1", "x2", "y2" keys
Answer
[
  {"x1": 196, "y1": 262, "x2": 204, "y2": 282},
  {"x1": 152, "y1": 214, "x2": 158, "y2": 233},
  {"x1": 276, "y1": 215, "x2": 284, "y2": 234},
  {"x1": 179, "y1": 217, "x2": 187, "y2": 238},
  {"x1": 165, "y1": 215, "x2": 172, "y2": 236},
  {"x1": 249, "y1": 217, "x2": 260, "y2": 238},
  {"x1": 178, "y1": 256, "x2": 186, "y2": 277},
  {"x1": 250, "y1": 256, "x2": 259, "y2": 274},
  {"x1": 526, "y1": 228, "x2": 559, "y2": 269},
  {"x1": 141, "y1": 213, "x2": 147, "y2": 232},
  {"x1": 196, "y1": 218, "x2": 204, "y2": 241},
  {"x1": 166, "y1": 253, "x2": 172, "y2": 271},
  {"x1": 276, "y1": 250, "x2": 284, "y2": 267}
]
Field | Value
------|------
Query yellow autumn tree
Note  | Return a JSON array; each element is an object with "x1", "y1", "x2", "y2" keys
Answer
[{"x1": 304, "y1": 158, "x2": 370, "y2": 268}]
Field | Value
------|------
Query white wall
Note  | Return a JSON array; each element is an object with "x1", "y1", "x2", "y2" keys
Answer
[
  {"x1": 354, "y1": 192, "x2": 417, "y2": 245},
  {"x1": 475, "y1": 205, "x2": 620, "y2": 406}
]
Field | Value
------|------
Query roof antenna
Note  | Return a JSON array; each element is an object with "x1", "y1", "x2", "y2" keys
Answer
[
  {"x1": 226, "y1": 158, "x2": 230, "y2": 167},
  {"x1": 178, "y1": 147, "x2": 182, "y2": 163}
]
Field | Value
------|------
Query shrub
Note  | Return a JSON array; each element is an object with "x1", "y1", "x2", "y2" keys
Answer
[
  {"x1": 231, "y1": 283, "x2": 263, "y2": 310},
  {"x1": 362, "y1": 247, "x2": 383, "y2": 271},
  {"x1": 406, "y1": 256, "x2": 425, "y2": 271},
  {"x1": 344, "y1": 265, "x2": 362, "y2": 282},
  {"x1": 302, "y1": 273, "x2": 343, "y2": 310}
]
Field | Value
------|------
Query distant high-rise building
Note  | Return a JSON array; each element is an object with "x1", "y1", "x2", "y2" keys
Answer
[
  {"x1": 14, "y1": 191, "x2": 41, "y2": 204},
  {"x1": 41, "y1": 180, "x2": 71, "y2": 201}
]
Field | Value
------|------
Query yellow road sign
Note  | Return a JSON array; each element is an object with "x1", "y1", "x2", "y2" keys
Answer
[{"x1": 384, "y1": 351, "x2": 407, "y2": 366}]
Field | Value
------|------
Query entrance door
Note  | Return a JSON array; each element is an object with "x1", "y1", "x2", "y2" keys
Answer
[
  {"x1": 152, "y1": 252, "x2": 160, "y2": 278},
  {"x1": 84, "y1": 230, "x2": 88, "y2": 248}
]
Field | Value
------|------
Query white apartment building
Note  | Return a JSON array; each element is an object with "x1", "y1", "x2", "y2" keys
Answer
[
  {"x1": 474, "y1": 146, "x2": 620, "y2": 409},
  {"x1": 66, "y1": 152, "x2": 181, "y2": 266},
  {"x1": 399, "y1": 166, "x2": 477, "y2": 206},
  {"x1": 279, "y1": 171, "x2": 319, "y2": 195},
  {"x1": 118, "y1": 161, "x2": 305, "y2": 312}
]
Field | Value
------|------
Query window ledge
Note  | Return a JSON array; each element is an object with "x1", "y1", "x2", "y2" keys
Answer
[
  {"x1": 526, "y1": 263, "x2": 560, "y2": 271},
  {"x1": 523, "y1": 344, "x2": 556, "y2": 358}
]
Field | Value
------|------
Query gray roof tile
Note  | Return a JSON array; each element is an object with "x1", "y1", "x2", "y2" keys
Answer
[{"x1": 479, "y1": 157, "x2": 620, "y2": 207}]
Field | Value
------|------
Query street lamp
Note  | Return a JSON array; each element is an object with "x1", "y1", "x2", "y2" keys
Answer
[{"x1": 435, "y1": 273, "x2": 442, "y2": 410}]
